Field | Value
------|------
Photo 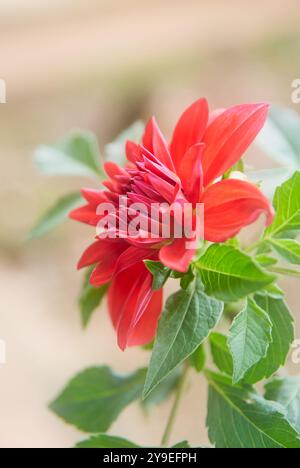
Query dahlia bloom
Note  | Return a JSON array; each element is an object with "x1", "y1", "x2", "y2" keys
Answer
[{"x1": 70, "y1": 98, "x2": 274, "y2": 350}]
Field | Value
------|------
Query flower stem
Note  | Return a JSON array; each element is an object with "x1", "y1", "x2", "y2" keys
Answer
[{"x1": 160, "y1": 362, "x2": 189, "y2": 447}]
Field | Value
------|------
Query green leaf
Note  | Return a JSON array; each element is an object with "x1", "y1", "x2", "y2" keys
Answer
[
  {"x1": 223, "y1": 300, "x2": 244, "y2": 319},
  {"x1": 105, "y1": 121, "x2": 144, "y2": 166},
  {"x1": 205, "y1": 371, "x2": 300, "y2": 448},
  {"x1": 244, "y1": 295, "x2": 294, "y2": 384},
  {"x1": 76, "y1": 434, "x2": 140, "y2": 448},
  {"x1": 265, "y1": 172, "x2": 300, "y2": 239},
  {"x1": 225, "y1": 237, "x2": 240, "y2": 248},
  {"x1": 180, "y1": 268, "x2": 195, "y2": 290},
  {"x1": 209, "y1": 333, "x2": 233, "y2": 376},
  {"x1": 228, "y1": 298, "x2": 273, "y2": 384},
  {"x1": 50, "y1": 366, "x2": 146, "y2": 433},
  {"x1": 142, "y1": 368, "x2": 181, "y2": 408},
  {"x1": 265, "y1": 376, "x2": 300, "y2": 433},
  {"x1": 255, "y1": 283, "x2": 284, "y2": 299},
  {"x1": 143, "y1": 278, "x2": 223, "y2": 398},
  {"x1": 269, "y1": 238, "x2": 300, "y2": 265},
  {"x1": 75, "y1": 435, "x2": 192, "y2": 449},
  {"x1": 28, "y1": 192, "x2": 83, "y2": 239},
  {"x1": 256, "y1": 106, "x2": 300, "y2": 167},
  {"x1": 34, "y1": 130, "x2": 102, "y2": 177},
  {"x1": 170, "y1": 270, "x2": 185, "y2": 279},
  {"x1": 144, "y1": 260, "x2": 171, "y2": 291},
  {"x1": 196, "y1": 244, "x2": 275, "y2": 302},
  {"x1": 79, "y1": 268, "x2": 108, "y2": 327},
  {"x1": 256, "y1": 242, "x2": 272, "y2": 255},
  {"x1": 189, "y1": 344, "x2": 206, "y2": 373},
  {"x1": 255, "y1": 254, "x2": 278, "y2": 267},
  {"x1": 141, "y1": 341, "x2": 154, "y2": 351},
  {"x1": 171, "y1": 441, "x2": 191, "y2": 448}
]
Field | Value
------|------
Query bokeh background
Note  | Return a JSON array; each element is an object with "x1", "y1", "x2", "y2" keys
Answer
[{"x1": 1, "y1": 0, "x2": 300, "y2": 448}]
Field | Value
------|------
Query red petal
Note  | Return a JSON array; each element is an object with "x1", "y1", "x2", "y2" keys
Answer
[
  {"x1": 126, "y1": 140, "x2": 142, "y2": 164},
  {"x1": 201, "y1": 178, "x2": 274, "y2": 242},
  {"x1": 104, "y1": 161, "x2": 128, "y2": 179},
  {"x1": 90, "y1": 262, "x2": 115, "y2": 286},
  {"x1": 126, "y1": 288, "x2": 163, "y2": 347},
  {"x1": 77, "y1": 240, "x2": 104, "y2": 269},
  {"x1": 178, "y1": 143, "x2": 205, "y2": 203},
  {"x1": 142, "y1": 118, "x2": 154, "y2": 152},
  {"x1": 115, "y1": 246, "x2": 156, "y2": 275},
  {"x1": 208, "y1": 108, "x2": 225, "y2": 125},
  {"x1": 90, "y1": 245, "x2": 129, "y2": 287},
  {"x1": 143, "y1": 117, "x2": 174, "y2": 170},
  {"x1": 170, "y1": 98, "x2": 209, "y2": 171},
  {"x1": 78, "y1": 238, "x2": 126, "y2": 270},
  {"x1": 159, "y1": 238, "x2": 196, "y2": 272},
  {"x1": 69, "y1": 204, "x2": 101, "y2": 226},
  {"x1": 147, "y1": 172, "x2": 179, "y2": 203},
  {"x1": 108, "y1": 262, "x2": 163, "y2": 350},
  {"x1": 202, "y1": 103, "x2": 269, "y2": 186},
  {"x1": 141, "y1": 147, "x2": 180, "y2": 186},
  {"x1": 80, "y1": 188, "x2": 108, "y2": 205}
]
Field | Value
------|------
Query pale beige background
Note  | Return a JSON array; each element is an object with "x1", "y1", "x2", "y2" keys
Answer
[{"x1": 0, "y1": 0, "x2": 300, "y2": 448}]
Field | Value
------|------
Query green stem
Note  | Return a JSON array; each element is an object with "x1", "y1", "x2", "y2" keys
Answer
[
  {"x1": 160, "y1": 363, "x2": 190, "y2": 447},
  {"x1": 245, "y1": 239, "x2": 266, "y2": 254},
  {"x1": 268, "y1": 266, "x2": 300, "y2": 277}
]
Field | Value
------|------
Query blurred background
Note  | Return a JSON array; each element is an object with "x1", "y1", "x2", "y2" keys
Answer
[{"x1": 0, "y1": 0, "x2": 300, "y2": 448}]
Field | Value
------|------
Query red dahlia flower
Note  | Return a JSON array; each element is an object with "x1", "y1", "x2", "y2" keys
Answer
[{"x1": 70, "y1": 98, "x2": 274, "y2": 350}]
